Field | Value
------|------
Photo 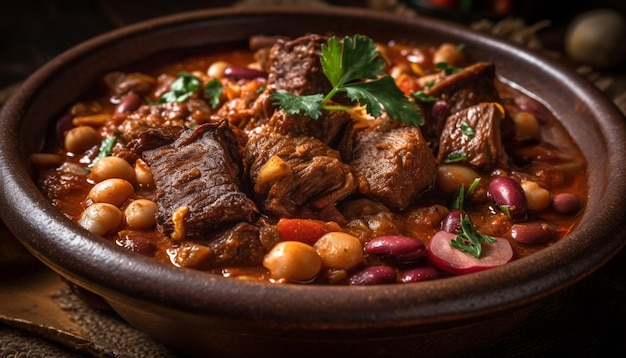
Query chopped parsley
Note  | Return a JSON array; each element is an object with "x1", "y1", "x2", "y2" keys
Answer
[
  {"x1": 450, "y1": 214, "x2": 496, "y2": 258},
  {"x1": 86, "y1": 135, "x2": 116, "y2": 170},
  {"x1": 445, "y1": 150, "x2": 467, "y2": 163},
  {"x1": 435, "y1": 61, "x2": 463, "y2": 75},
  {"x1": 203, "y1": 78, "x2": 223, "y2": 109},
  {"x1": 158, "y1": 71, "x2": 201, "y2": 103},
  {"x1": 271, "y1": 35, "x2": 424, "y2": 126},
  {"x1": 460, "y1": 122, "x2": 475, "y2": 137}
]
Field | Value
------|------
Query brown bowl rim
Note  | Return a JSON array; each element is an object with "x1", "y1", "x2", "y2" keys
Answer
[{"x1": 1, "y1": 5, "x2": 626, "y2": 329}]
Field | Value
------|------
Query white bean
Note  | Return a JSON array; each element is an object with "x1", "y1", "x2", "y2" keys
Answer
[
  {"x1": 207, "y1": 61, "x2": 230, "y2": 79},
  {"x1": 263, "y1": 241, "x2": 322, "y2": 282},
  {"x1": 134, "y1": 159, "x2": 154, "y2": 188},
  {"x1": 433, "y1": 43, "x2": 465, "y2": 66},
  {"x1": 435, "y1": 164, "x2": 480, "y2": 194},
  {"x1": 87, "y1": 178, "x2": 134, "y2": 207},
  {"x1": 78, "y1": 203, "x2": 123, "y2": 236},
  {"x1": 512, "y1": 111, "x2": 541, "y2": 141},
  {"x1": 314, "y1": 232, "x2": 364, "y2": 270},
  {"x1": 64, "y1": 126, "x2": 100, "y2": 153},
  {"x1": 124, "y1": 199, "x2": 158, "y2": 230},
  {"x1": 90, "y1": 156, "x2": 136, "y2": 183},
  {"x1": 521, "y1": 180, "x2": 552, "y2": 212}
]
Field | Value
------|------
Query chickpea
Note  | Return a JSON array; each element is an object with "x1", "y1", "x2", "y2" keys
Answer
[
  {"x1": 90, "y1": 156, "x2": 136, "y2": 183},
  {"x1": 521, "y1": 180, "x2": 552, "y2": 212},
  {"x1": 512, "y1": 111, "x2": 541, "y2": 141},
  {"x1": 134, "y1": 159, "x2": 154, "y2": 188},
  {"x1": 314, "y1": 232, "x2": 364, "y2": 270},
  {"x1": 78, "y1": 203, "x2": 123, "y2": 236},
  {"x1": 435, "y1": 164, "x2": 481, "y2": 194},
  {"x1": 433, "y1": 43, "x2": 465, "y2": 66},
  {"x1": 64, "y1": 126, "x2": 100, "y2": 153},
  {"x1": 207, "y1": 61, "x2": 230, "y2": 79},
  {"x1": 87, "y1": 178, "x2": 134, "y2": 207},
  {"x1": 263, "y1": 241, "x2": 322, "y2": 282},
  {"x1": 124, "y1": 199, "x2": 158, "y2": 230}
]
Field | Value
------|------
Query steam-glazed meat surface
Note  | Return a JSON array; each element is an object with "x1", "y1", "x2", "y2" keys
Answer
[
  {"x1": 246, "y1": 121, "x2": 356, "y2": 219},
  {"x1": 34, "y1": 33, "x2": 588, "y2": 285},
  {"x1": 437, "y1": 102, "x2": 508, "y2": 169},
  {"x1": 350, "y1": 123, "x2": 437, "y2": 210},
  {"x1": 129, "y1": 120, "x2": 258, "y2": 239}
]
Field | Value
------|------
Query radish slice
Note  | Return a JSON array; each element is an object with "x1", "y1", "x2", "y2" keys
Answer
[{"x1": 427, "y1": 230, "x2": 514, "y2": 275}]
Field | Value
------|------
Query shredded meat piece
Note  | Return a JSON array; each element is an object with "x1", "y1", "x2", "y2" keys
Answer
[
  {"x1": 128, "y1": 120, "x2": 258, "y2": 239},
  {"x1": 349, "y1": 123, "x2": 437, "y2": 210}
]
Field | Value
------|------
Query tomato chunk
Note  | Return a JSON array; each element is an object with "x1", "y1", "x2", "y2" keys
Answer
[{"x1": 276, "y1": 218, "x2": 331, "y2": 245}]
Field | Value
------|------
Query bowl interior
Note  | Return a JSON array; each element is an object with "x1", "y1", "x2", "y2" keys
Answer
[{"x1": 1, "y1": 6, "x2": 626, "y2": 330}]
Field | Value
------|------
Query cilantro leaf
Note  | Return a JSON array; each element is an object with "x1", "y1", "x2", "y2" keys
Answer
[
  {"x1": 86, "y1": 135, "x2": 116, "y2": 170},
  {"x1": 344, "y1": 77, "x2": 423, "y2": 126},
  {"x1": 158, "y1": 72, "x2": 201, "y2": 103},
  {"x1": 450, "y1": 214, "x2": 495, "y2": 258},
  {"x1": 272, "y1": 35, "x2": 425, "y2": 126},
  {"x1": 203, "y1": 78, "x2": 223, "y2": 109},
  {"x1": 272, "y1": 91, "x2": 325, "y2": 119}
]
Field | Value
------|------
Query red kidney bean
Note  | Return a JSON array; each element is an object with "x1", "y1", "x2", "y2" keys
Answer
[
  {"x1": 488, "y1": 176, "x2": 528, "y2": 220},
  {"x1": 55, "y1": 114, "x2": 74, "y2": 145},
  {"x1": 510, "y1": 222, "x2": 557, "y2": 244},
  {"x1": 515, "y1": 96, "x2": 548, "y2": 123},
  {"x1": 364, "y1": 235, "x2": 426, "y2": 264},
  {"x1": 117, "y1": 234, "x2": 157, "y2": 257},
  {"x1": 224, "y1": 66, "x2": 268, "y2": 80},
  {"x1": 441, "y1": 209, "x2": 467, "y2": 233},
  {"x1": 115, "y1": 92, "x2": 141, "y2": 114},
  {"x1": 400, "y1": 266, "x2": 441, "y2": 283},
  {"x1": 348, "y1": 266, "x2": 397, "y2": 285},
  {"x1": 431, "y1": 100, "x2": 449, "y2": 122},
  {"x1": 553, "y1": 193, "x2": 581, "y2": 215}
]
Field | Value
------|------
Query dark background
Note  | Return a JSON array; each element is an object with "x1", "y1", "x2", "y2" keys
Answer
[
  {"x1": 1, "y1": 1, "x2": 625, "y2": 357},
  {"x1": 2, "y1": 0, "x2": 626, "y2": 88}
]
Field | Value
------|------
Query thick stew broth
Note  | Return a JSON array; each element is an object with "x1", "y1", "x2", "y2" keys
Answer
[{"x1": 34, "y1": 34, "x2": 587, "y2": 284}]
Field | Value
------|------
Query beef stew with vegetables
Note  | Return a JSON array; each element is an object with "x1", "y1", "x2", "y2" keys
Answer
[{"x1": 32, "y1": 34, "x2": 587, "y2": 285}]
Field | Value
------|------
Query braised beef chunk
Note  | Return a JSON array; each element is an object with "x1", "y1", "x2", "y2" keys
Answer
[
  {"x1": 437, "y1": 102, "x2": 508, "y2": 169},
  {"x1": 266, "y1": 34, "x2": 331, "y2": 96},
  {"x1": 128, "y1": 120, "x2": 258, "y2": 239},
  {"x1": 262, "y1": 109, "x2": 354, "y2": 155},
  {"x1": 246, "y1": 123, "x2": 357, "y2": 218},
  {"x1": 349, "y1": 123, "x2": 437, "y2": 210},
  {"x1": 421, "y1": 62, "x2": 504, "y2": 142},
  {"x1": 173, "y1": 223, "x2": 265, "y2": 269},
  {"x1": 117, "y1": 99, "x2": 213, "y2": 142}
]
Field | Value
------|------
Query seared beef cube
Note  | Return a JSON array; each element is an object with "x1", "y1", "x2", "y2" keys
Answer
[
  {"x1": 262, "y1": 109, "x2": 353, "y2": 156},
  {"x1": 349, "y1": 123, "x2": 437, "y2": 210},
  {"x1": 128, "y1": 120, "x2": 258, "y2": 239},
  {"x1": 173, "y1": 223, "x2": 266, "y2": 269},
  {"x1": 246, "y1": 126, "x2": 356, "y2": 218},
  {"x1": 266, "y1": 34, "x2": 331, "y2": 96},
  {"x1": 437, "y1": 102, "x2": 508, "y2": 169},
  {"x1": 421, "y1": 62, "x2": 504, "y2": 142},
  {"x1": 117, "y1": 99, "x2": 213, "y2": 142}
]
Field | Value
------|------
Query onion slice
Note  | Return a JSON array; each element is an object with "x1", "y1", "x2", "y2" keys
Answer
[{"x1": 427, "y1": 230, "x2": 514, "y2": 275}]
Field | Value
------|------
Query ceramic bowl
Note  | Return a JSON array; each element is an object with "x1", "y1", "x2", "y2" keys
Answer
[{"x1": 1, "y1": 6, "x2": 626, "y2": 358}]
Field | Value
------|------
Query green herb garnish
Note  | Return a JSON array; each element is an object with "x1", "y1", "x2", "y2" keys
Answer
[
  {"x1": 411, "y1": 90, "x2": 438, "y2": 103},
  {"x1": 86, "y1": 135, "x2": 116, "y2": 170},
  {"x1": 271, "y1": 35, "x2": 424, "y2": 126},
  {"x1": 435, "y1": 61, "x2": 463, "y2": 75},
  {"x1": 451, "y1": 178, "x2": 481, "y2": 210},
  {"x1": 445, "y1": 150, "x2": 467, "y2": 163},
  {"x1": 158, "y1": 71, "x2": 201, "y2": 103},
  {"x1": 460, "y1": 123, "x2": 475, "y2": 137},
  {"x1": 203, "y1": 78, "x2": 223, "y2": 109},
  {"x1": 450, "y1": 214, "x2": 495, "y2": 258}
]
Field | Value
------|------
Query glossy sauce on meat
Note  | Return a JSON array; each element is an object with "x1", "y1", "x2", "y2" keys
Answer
[{"x1": 33, "y1": 35, "x2": 588, "y2": 285}]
